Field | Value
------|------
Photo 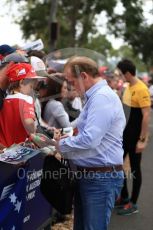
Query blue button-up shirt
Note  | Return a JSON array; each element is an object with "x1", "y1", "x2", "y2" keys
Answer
[{"x1": 59, "y1": 80, "x2": 126, "y2": 167}]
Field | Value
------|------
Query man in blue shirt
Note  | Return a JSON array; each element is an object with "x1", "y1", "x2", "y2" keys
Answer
[{"x1": 54, "y1": 56, "x2": 125, "y2": 230}]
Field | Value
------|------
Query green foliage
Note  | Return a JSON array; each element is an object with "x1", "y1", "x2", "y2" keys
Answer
[
  {"x1": 108, "y1": 0, "x2": 143, "y2": 38},
  {"x1": 12, "y1": 0, "x2": 143, "y2": 50},
  {"x1": 127, "y1": 24, "x2": 153, "y2": 67},
  {"x1": 7, "y1": 0, "x2": 150, "y2": 68},
  {"x1": 18, "y1": 1, "x2": 50, "y2": 49},
  {"x1": 85, "y1": 35, "x2": 112, "y2": 57}
]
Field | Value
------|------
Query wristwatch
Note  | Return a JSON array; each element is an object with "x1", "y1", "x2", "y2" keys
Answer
[{"x1": 139, "y1": 136, "x2": 146, "y2": 142}]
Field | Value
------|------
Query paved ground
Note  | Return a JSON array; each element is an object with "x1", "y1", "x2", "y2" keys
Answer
[{"x1": 109, "y1": 112, "x2": 153, "y2": 230}]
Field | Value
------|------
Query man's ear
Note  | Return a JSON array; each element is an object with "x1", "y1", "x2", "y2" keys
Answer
[
  {"x1": 125, "y1": 71, "x2": 131, "y2": 77},
  {"x1": 80, "y1": 72, "x2": 88, "y2": 80}
]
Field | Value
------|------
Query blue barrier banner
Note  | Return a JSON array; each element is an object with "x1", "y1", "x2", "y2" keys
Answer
[
  {"x1": 0, "y1": 166, "x2": 27, "y2": 230},
  {"x1": 0, "y1": 147, "x2": 52, "y2": 230},
  {"x1": 23, "y1": 153, "x2": 52, "y2": 229}
]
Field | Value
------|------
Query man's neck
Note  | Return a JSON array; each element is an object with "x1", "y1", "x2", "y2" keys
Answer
[
  {"x1": 86, "y1": 77, "x2": 102, "y2": 91},
  {"x1": 129, "y1": 76, "x2": 138, "y2": 86}
]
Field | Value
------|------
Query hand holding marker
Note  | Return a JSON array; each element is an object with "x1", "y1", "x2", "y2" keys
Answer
[{"x1": 30, "y1": 127, "x2": 73, "y2": 154}]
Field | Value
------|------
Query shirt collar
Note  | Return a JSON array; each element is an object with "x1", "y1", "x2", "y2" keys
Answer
[{"x1": 85, "y1": 79, "x2": 107, "y2": 100}]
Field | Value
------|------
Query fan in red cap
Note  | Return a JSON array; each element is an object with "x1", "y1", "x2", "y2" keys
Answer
[
  {"x1": 6, "y1": 63, "x2": 45, "y2": 82},
  {"x1": 0, "y1": 63, "x2": 45, "y2": 148}
]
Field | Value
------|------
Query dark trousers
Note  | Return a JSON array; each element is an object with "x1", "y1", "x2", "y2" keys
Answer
[{"x1": 121, "y1": 149, "x2": 142, "y2": 204}]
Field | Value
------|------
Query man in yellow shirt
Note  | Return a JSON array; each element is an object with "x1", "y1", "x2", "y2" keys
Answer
[{"x1": 116, "y1": 59, "x2": 151, "y2": 215}]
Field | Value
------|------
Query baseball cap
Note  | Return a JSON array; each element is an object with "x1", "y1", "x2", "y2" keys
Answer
[
  {"x1": 0, "y1": 53, "x2": 29, "y2": 66},
  {"x1": 6, "y1": 63, "x2": 46, "y2": 82},
  {"x1": 0, "y1": 44, "x2": 16, "y2": 56},
  {"x1": 30, "y1": 56, "x2": 49, "y2": 77}
]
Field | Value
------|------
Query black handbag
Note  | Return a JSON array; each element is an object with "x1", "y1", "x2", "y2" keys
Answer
[{"x1": 40, "y1": 155, "x2": 76, "y2": 215}]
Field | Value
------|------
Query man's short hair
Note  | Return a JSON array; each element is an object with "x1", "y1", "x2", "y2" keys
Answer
[
  {"x1": 64, "y1": 56, "x2": 99, "y2": 78},
  {"x1": 117, "y1": 59, "x2": 136, "y2": 76}
]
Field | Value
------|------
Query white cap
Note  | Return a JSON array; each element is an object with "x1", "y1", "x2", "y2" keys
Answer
[
  {"x1": 22, "y1": 39, "x2": 44, "y2": 51},
  {"x1": 30, "y1": 56, "x2": 48, "y2": 77}
]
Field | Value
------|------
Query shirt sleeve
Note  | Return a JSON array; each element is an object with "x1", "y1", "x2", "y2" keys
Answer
[
  {"x1": 22, "y1": 100, "x2": 35, "y2": 120},
  {"x1": 50, "y1": 101, "x2": 71, "y2": 128},
  {"x1": 138, "y1": 88, "x2": 151, "y2": 108},
  {"x1": 59, "y1": 94, "x2": 114, "y2": 155}
]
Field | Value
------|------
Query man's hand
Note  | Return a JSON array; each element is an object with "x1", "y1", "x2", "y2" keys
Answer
[
  {"x1": 136, "y1": 139, "x2": 148, "y2": 153},
  {"x1": 136, "y1": 106, "x2": 150, "y2": 153}
]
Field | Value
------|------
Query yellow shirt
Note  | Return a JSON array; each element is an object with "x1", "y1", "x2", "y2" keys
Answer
[{"x1": 123, "y1": 79, "x2": 151, "y2": 108}]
